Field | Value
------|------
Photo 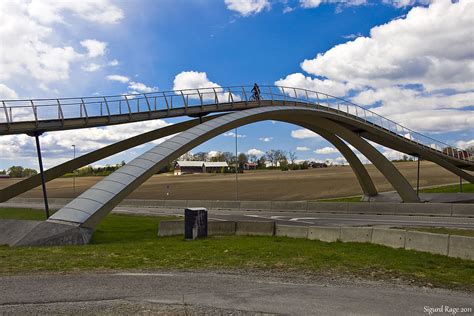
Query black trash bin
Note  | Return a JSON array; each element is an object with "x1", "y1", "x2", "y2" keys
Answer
[{"x1": 184, "y1": 207, "x2": 208, "y2": 240}]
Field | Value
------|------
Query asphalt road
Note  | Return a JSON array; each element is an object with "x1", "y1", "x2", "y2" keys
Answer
[
  {"x1": 0, "y1": 271, "x2": 473, "y2": 315},
  {"x1": 2, "y1": 201, "x2": 474, "y2": 229},
  {"x1": 114, "y1": 206, "x2": 474, "y2": 229}
]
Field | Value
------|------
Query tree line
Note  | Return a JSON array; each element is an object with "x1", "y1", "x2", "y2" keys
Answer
[{"x1": 178, "y1": 150, "x2": 328, "y2": 171}]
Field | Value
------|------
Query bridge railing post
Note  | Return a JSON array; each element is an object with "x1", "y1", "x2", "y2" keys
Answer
[
  {"x1": 293, "y1": 88, "x2": 298, "y2": 106},
  {"x1": 2, "y1": 101, "x2": 10, "y2": 129},
  {"x1": 213, "y1": 88, "x2": 219, "y2": 106},
  {"x1": 81, "y1": 98, "x2": 89, "y2": 124},
  {"x1": 31, "y1": 100, "x2": 38, "y2": 127},
  {"x1": 56, "y1": 99, "x2": 64, "y2": 125},
  {"x1": 269, "y1": 86, "x2": 274, "y2": 105},
  {"x1": 103, "y1": 97, "x2": 111, "y2": 122},
  {"x1": 124, "y1": 95, "x2": 132, "y2": 120},
  {"x1": 163, "y1": 92, "x2": 170, "y2": 113},
  {"x1": 144, "y1": 94, "x2": 152, "y2": 116}
]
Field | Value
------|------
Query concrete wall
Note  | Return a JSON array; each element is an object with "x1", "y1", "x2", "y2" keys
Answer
[
  {"x1": 448, "y1": 235, "x2": 474, "y2": 260},
  {"x1": 7, "y1": 198, "x2": 473, "y2": 217},
  {"x1": 371, "y1": 228, "x2": 406, "y2": 249},
  {"x1": 405, "y1": 231, "x2": 449, "y2": 255},
  {"x1": 275, "y1": 225, "x2": 308, "y2": 238},
  {"x1": 235, "y1": 221, "x2": 275, "y2": 236}
]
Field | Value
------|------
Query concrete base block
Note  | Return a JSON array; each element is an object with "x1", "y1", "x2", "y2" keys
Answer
[
  {"x1": 307, "y1": 202, "x2": 347, "y2": 213},
  {"x1": 308, "y1": 226, "x2": 341, "y2": 242},
  {"x1": 405, "y1": 231, "x2": 449, "y2": 255},
  {"x1": 164, "y1": 200, "x2": 188, "y2": 209},
  {"x1": 240, "y1": 201, "x2": 272, "y2": 211},
  {"x1": 271, "y1": 201, "x2": 307, "y2": 212},
  {"x1": 235, "y1": 221, "x2": 275, "y2": 236},
  {"x1": 275, "y1": 225, "x2": 308, "y2": 238},
  {"x1": 340, "y1": 227, "x2": 373, "y2": 243},
  {"x1": 346, "y1": 203, "x2": 370, "y2": 214},
  {"x1": 451, "y1": 204, "x2": 474, "y2": 217},
  {"x1": 0, "y1": 220, "x2": 42, "y2": 246},
  {"x1": 368, "y1": 203, "x2": 397, "y2": 215},
  {"x1": 371, "y1": 228, "x2": 406, "y2": 249},
  {"x1": 212, "y1": 201, "x2": 240, "y2": 210},
  {"x1": 209, "y1": 221, "x2": 236, "y2": 235},
  {"x1": 448, "y1": 235, "x2": 474, "y2": 260},
  {"x1": 0, "y1": 220, "x2": 92, "y2": 247},
  {"x1": 158, "y1": 220, "x2": 183, "y2": 236},
  {"x1": 397, "y1": 204, "x2": 451, "y2": 217},
  {"x1": 187, "y1": 200, "x2": 215, "y2": 209}
]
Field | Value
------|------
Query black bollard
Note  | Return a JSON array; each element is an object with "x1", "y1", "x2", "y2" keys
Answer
[{"x1": 184, "y1": 208, "x2": 208, "y2": 240}]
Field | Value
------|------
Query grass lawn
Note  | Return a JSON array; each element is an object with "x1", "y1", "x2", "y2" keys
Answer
[
  {"x1": 316, "y1": 196, "x2": 363, "y2": 202},
  {"x1": 0, "y1": 207, "x2": 473, "y2": 291},
  {"x1": 420, "y1": 183, "x2": 474, "y2": 193}
]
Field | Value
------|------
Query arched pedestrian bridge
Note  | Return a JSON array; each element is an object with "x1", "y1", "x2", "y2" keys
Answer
[{"x1": 0, "y1": 85, "x2": 472, "y2": 245}]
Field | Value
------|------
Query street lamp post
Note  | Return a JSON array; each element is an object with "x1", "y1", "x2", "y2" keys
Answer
[
  {"x1": 235, "y1": 128, "x2": 239, "y2": 200},
  {"x1": 72, "y1": 144, "x2": 76, "y2": 193}
]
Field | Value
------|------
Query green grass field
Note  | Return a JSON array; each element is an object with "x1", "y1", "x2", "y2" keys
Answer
[{"x1": 1, "y1": 208, "x2": 473, "y2": 290}]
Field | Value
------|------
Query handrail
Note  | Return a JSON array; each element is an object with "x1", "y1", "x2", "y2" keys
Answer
[{"x1": 0, "y1": 85, "x2": 472, "y2": 163}]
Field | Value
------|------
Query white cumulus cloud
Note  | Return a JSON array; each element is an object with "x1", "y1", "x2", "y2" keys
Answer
[
  {"x1": 225, "y1": 0, "x2": 270, "y2": 16},
  {"x1": 247, "y1": 148, "x2": 265, "y2": 156},
  {"x1": 291, "y1": 129, "x2": 322, "y2": 139},
  {"x1": 106, "y1": 75, "x2": 130, "y2": 83},
  {"x1": 296, "y1": 146, "x2": 310, "y2": 151},
  {"x1": 314, "y1": 146, "x2": 339, "y2": 154},
  {"x1": 80, "y1": 39, "x2": 107, "y2": 58},
  {"x1": 259, "y1": 137, "x2": 273, "y2": 142}
]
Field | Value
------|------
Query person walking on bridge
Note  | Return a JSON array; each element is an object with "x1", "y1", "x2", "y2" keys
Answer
[{"x1": 251, "y1": 83, "x2": 261, "y2": 101}]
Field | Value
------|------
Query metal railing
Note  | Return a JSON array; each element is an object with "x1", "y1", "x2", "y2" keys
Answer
[{"x1": 1, "y1": 85, "x2": 472, "y2": 163}]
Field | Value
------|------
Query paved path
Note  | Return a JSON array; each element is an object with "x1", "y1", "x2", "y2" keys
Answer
[{"x1": 0, "y1": 271, "x2": 472, "y2": 315}]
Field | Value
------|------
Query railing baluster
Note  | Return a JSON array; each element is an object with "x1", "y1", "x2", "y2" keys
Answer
[
  {"x1": 31, "y1": 100, "x2": 38, "y2": 127},
  {"x1": 228, "y1": 88, "x2": 234, "y2": 106},
  {"x1": 81, "y1": 98, "x2": 88, "y2": 124},
  {"x1": 2, "y1": 101, "x2": 10, "y2": 129},
  {"x1": 242, "y1": 87, "x2": 248, "y2": 106},
  {"x1": 103, "y1": 97, "x2": 111, "y2": 122},
  {"x1": 269, "y1": 86, "x2": 274, "y2": 105},
  {"x1": 293, "y1": 88, "x2": 297, "y2": 106},
  {"x1": 197, "y1": 89, "x2": 203, "y2": 110},
  {"x1": 181, "y1": 91, "x2": 187, "y2": 113},
  {"x1": 163, "y1": 92, "x2": 170, "y2": 112},
  {"x1": 282, "y1": 87, "x2": 286, "y2": 105},
  {"x1": 144, "y1": 94, "x2": 151, "y2": 113},
  {"x1": 213, "y1": 88, "x2": 219, "y2": 105},
  {"x1": 124, "y1": 95, "x2": 132, "y2": 120},
  {"x1": 56, "y1": 99, "x2": 64, "y2": 125}
]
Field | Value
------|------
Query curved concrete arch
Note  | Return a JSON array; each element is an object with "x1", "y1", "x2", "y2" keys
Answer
[
  {"x1": 49, "y1": 106, "x2": 420, "y2": 229},
  {"x1": 359, "y1": 132, "x2": 474, "y2": 184},
  {"x1": 0, "y1": 113, "x2": 377, "y2": 202},
  {"x1": 289, "y1": 120, "x2": 377, "y2": 198},
  {"x1": 0, "y1": 115, "x2": 224, "y2": 203}
]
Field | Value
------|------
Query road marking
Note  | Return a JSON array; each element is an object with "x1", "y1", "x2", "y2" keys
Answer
[
  {"x1": 115, "y1": 273, "x2": 175, "y2": 277},
  {"x1": 289, "y1": 217, "x2": 318, "y2": 221}
]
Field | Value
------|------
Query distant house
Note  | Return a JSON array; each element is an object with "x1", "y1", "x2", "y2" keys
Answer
[
  {"x1": 174, "y1": 161, "x2": 229, "y2": 175},
  {"x1": 244, "y1": 162, "x2": 257, "y2": 170}
]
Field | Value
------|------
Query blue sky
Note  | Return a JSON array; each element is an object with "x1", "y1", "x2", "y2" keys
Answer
[{"x1": 0, "y1": 0, "x2": 473, "y2": 170}]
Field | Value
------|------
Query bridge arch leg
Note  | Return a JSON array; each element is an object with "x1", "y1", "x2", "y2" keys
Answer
[
  {"x1": 290, "y1": 120, "x2": 378, "y2": 198},
  {"x1": 287, "y1": 116, "x2": 420, "y2": 203},
  {"x1": 49, "y1": 107, "x2": 424, "y2": 230}
]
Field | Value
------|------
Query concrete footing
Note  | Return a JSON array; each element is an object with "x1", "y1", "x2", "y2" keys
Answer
[{"x1": 0, "y1": 219, "x2": 93, "y2": 247}]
